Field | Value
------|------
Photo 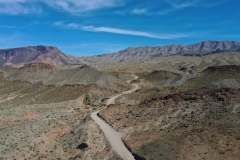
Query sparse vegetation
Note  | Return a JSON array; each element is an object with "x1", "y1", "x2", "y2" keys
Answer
[
  {"x1": 1, "y1": 49, "x2": 240, "y2": 159},
  {"x1": 0, "y1": 70, "x2": 118, "y2": 159}
]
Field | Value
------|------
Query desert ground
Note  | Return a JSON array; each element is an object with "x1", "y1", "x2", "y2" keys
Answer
[{"x1": 0, "y1": 51, "x2": 240, "y2": 160}]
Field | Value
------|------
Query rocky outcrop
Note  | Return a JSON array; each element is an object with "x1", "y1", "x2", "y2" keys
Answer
[
  {"x1": 203, "y1": 65, "x2": 240, "y2": 73},
  {"x1": 19, "y1": 63, "x2": 55, "y2": 70}
]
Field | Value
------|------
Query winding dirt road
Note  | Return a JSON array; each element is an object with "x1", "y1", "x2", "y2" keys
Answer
[{"x1": 91, "y1": 75, "x2": 138, "y2": 160}]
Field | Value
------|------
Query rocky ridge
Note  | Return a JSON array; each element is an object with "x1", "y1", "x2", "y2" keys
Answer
[{"x1": 83, "y1": 41, "x2": 240, "y2": 62}]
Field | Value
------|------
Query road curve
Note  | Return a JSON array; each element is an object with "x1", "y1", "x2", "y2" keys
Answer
[{"x1": 91, "y1": 75, "x2": 138, "y2": 160}]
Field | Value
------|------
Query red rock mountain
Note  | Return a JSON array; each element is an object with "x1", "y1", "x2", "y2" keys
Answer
[{"x1": 0, "y1": 45, "x2": 79, "y2": 67}]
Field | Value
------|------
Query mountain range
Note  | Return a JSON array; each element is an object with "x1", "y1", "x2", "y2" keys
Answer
[
  {"x1": 0, "y1": 41, "x2": 240, "y2": 67},
  {"x1": 86, "y1": 41, "x2": 240, "y2": 62}
]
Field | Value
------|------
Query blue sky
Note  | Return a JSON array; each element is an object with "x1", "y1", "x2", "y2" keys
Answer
[{"x1": 0, "y1": 0, "x2": 239, "y2": 56}]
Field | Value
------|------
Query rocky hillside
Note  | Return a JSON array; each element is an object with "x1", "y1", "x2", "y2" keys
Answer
[
  {"x1": 179, "y1": 65, "x2": 240, "y2": 91},
  {"x1": 83, "y1": 41, "x2": 240, "y2": 62},
  {"x1": 3, "y1": 63, "x2": 131, "y2": 92},
  {"x1": 0, "y1": 45, "x2": 79, "y2": 67},
  {"x1": 99, "y1": 64, "x2": 240, "y2": 160}
]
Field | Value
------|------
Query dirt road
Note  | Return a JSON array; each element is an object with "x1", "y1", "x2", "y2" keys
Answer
[{"x1": 91, "y1": 75, "x2": 138, "y2": 160}]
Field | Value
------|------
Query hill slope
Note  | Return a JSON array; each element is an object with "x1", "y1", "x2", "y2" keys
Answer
[
  {"x1": 180, "y1": 65, "x2": 240, "y2": 90},
  {"x1": 3, "y1": 63, "x2": 131, "y2": 92}
]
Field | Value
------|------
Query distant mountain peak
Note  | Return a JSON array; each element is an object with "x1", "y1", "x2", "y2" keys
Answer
[{"x1": 0, "y1": 45, "x2": 79, "y2": 68}]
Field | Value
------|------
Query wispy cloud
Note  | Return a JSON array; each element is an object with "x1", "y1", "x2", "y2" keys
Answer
[
  {"x1": 155, "y1": 0, "x2": 201, "y2": 15},
  {"x1": 129, "y1": 0, "x2": 223, "y2": 16},
  {"x1": 118, "y1": 0, "x2": 201, "y2": 16},
  {"x1": 0, "y1": 25, "x2": 18, "y2": 29},
  {"x1": 53, "y1": 21, "x2": 80, "y2": 29},
  {"x1": 82, "y1": 26, "x2": 170, "y2": 39},
  {"x1": 0, "y1": 0, "x2": 224, "y2": 16},
  {"x1": 43, "y1": 0, "x2": 122, "y2": 15},
  {"x1": 131, "y1": 8, "x2": 148, "y2": 15},
  {"x1": 54, "y1": 21, "x2": 64, "y2": 26},
  {"x1": 166, "y1": 0, "x2": 200, "y2": 9},
  {"x1": 54, "y1": 22, "x2": 190, "y2": 39},
  {"x1": 0, "y1": 0, "x2": 42, "y2": 15},
  {"x1": 0, "y1": 0, "x2": 122, "y2": 15},
  {"x1": 158, "y1": 0, "x2": 225, "y2": 15},
  {"x1": 67, "y1": 23, "x2": 80, "y2": 29}
]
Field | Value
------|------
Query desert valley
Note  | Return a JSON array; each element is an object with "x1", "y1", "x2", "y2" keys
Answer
[{"x1": 0, "y1": 41, "x2": 240, "y2": 160}]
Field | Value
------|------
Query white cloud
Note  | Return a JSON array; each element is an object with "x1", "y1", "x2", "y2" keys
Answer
[
  {"x1": 54, "y1": 22, "x2": 190, "y2": 39},
  {"x1": 177, "y1": 2, "x2": 198, "y2": 8},
  {"x1": 0, "y1": 0, "x2": 122, "y2": 15},
  {"x1": 67, "y1": 23, "x2": 79, "y2": 29},
  {"x1": 81, "y1": 25, "x2": 189, "y2": 39},
  {"x1": 130, "y1": 0, "x2": 219, "y2": 16},
  {"x1": 131, "y1": 8, "x2": 148, "y2": 15},
  {"x1": 0, "y1": 0, "x2": 226, "y2": 16},
  {"x1": 54, "y1": 21, "x2": 64, "y2": 26},
  {"x1": 167, "y1": 0, "x2": 200, "y2": 9},
  {"x1": 42, "y1": 0, "x2": 122, "y2": 15},
  {"x1": 0, "y1": 25, "x2": 17, "y2": 29},
  {"x1": 0, "y1": 0, "x2": 41, "y2": 15},
  {"x1": 53, "y1": 21, "x2": 80, "y2": 29},
  {"x1": 155, "y1": 0, "x2": 201, "y2": 15}
]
